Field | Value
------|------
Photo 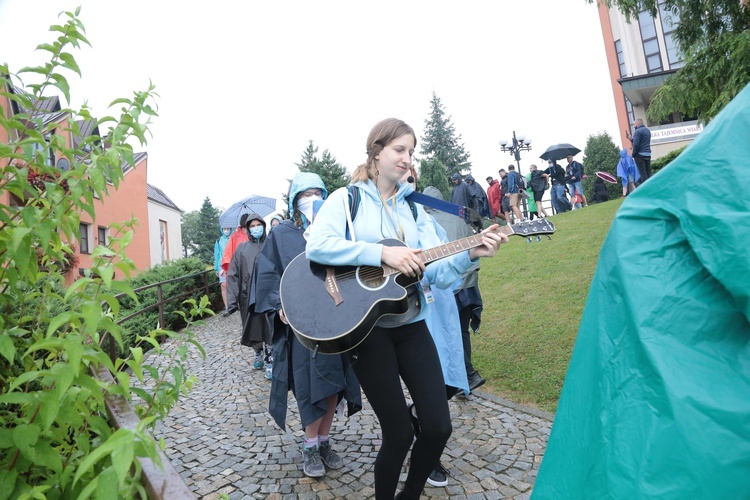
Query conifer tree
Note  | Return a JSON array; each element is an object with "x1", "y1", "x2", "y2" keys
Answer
[
  {"x1": 420, "y1": 92, "x2": 471, "y2": 177},
  {"x1": 194, "y1": 197, "x2": 221, "y2": 265},
  {"x1": 418, "y1": 158, "x2": 452, "y2": 201},
  {"x1": 582, "y1": 132, "x2": 622, "y2": 201},
  {"x1": 285, "y1": 140, "x2": 351, "y2": 212}
]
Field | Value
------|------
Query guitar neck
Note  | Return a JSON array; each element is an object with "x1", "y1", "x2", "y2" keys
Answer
[{"x1": 382, "y1": 225, "x2": 514, "y2": 276}]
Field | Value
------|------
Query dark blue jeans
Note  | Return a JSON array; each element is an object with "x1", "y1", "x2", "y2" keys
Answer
[{"x1": 550, "y1": 184, "x2": 565, "y2": 213}]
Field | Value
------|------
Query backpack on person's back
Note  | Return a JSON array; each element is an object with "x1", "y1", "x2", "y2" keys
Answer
[
  {"x1": 514, "y1": 171, "x2": 528, "y2": 191},
  {"x1": 530, "y1": 170, "x2": 547, "y2": 192}
]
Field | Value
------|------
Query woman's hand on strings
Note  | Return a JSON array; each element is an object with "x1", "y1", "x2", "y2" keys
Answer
[
  {"x1": 381, "y1": 245, "x2": 425, "y2": 277},
  {"x1": 468, "y1": 225, "x2": 508, "y2": 260}
]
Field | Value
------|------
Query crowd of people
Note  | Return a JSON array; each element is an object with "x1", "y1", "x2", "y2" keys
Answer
[{"x1": 208, "y1": 115, "x2": 655, "y2": 498}]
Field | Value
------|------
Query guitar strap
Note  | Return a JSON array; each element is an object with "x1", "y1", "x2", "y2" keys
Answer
[{"x1": 405, "y1": 191, "x2": 483, "y2": 224}]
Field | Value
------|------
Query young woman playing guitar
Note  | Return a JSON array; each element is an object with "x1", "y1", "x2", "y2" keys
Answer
[{"x1": 305, "y1": 118, "x2": 508, "y2": 499}]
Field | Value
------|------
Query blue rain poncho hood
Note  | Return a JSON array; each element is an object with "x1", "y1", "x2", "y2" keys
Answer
[{"x1": 287, "y1": 172, "x2": 328, "y2": 215}]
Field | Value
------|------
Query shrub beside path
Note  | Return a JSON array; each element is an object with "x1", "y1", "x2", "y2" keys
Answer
[{"x1": 153, "y1": 314, "x2": 552, "y2": 499}]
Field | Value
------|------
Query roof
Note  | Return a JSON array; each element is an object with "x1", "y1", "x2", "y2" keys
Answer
[{"x1": 147, "y1": 183, "x2": 182, "y2": 212}]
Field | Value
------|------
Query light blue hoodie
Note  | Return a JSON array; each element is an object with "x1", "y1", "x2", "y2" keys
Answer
[
  {"x1": 287, "y1": 172, "x2": 328, "y2": 228},
  {"x1": 306, "y1": 179, "x2": 476, "y2": 326}
]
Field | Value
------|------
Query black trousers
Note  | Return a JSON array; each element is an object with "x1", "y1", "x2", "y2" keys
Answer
[
  {"x1": 458, "y1": 304, "x2": 475, "y2": 376},
  {"x1": 635, "y1": 154, "x2": 652, "y2": 183},
  {"x1": 351, "y1": 321, "x2": 452, "y2": 500}
]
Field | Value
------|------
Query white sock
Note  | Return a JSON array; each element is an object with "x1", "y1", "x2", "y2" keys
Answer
[{"x1": 304, "y1": 436, "x2": 318, "y2": 449}]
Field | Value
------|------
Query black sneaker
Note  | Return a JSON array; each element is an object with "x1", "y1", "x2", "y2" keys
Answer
[
  {"x1": 426, "y1": 461, "x2": 448, "y2": 487},
  {"x1": 468, "y1": 371, "x2": 486, "y2": 391}
]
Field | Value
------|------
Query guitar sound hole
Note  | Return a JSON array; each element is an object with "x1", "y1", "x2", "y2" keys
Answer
[{"x1": 357, "y1": 266, "x2": 387, "y2": 290}]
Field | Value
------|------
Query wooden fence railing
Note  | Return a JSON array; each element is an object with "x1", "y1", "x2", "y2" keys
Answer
[{"x1": 95, "y1": 269, "x2": 220, "y2": 499}]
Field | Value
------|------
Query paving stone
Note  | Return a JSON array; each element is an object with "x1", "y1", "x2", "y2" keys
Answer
[{"x1": 149, "y1": 314, "x2": 553, "y2": 499}]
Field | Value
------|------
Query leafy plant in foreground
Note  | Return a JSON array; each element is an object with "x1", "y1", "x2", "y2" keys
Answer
[{"x1": 0, "y1": 8, "x2": 206, "y2": 498}]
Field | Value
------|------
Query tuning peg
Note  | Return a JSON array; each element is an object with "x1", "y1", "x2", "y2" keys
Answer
[
  {"x1": 546, "y1": 235, "x2": 552, "y2": 240},
  {"x1": 536, "y1": 236, "x2": 541, "y2": 242},
  {"x1": 527, "y1": 237, "x2": 532, "y2": 243}
]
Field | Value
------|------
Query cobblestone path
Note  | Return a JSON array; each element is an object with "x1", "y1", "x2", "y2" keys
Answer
[{"x1": 153, "y1": 314, "x2": 552, "y2": 499}]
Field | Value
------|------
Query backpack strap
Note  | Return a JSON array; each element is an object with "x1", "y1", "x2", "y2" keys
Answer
[
  {"x1": 348, "y1": 185, "x2": 418, "y2": 222},
  {"x1": 347, "y1": 185, "x2": 360, "y2": 222},
  {"x1": 407, "y1": 199, "x2": 418, "y2": 221}
]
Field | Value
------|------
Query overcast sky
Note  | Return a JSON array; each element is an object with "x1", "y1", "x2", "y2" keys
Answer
[{"x1": 1, "y1": 0, "x2": 620, "y2": 214}]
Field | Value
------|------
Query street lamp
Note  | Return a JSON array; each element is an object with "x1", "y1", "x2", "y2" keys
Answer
[
  {"x1": 499, "y1": 131, "x2": 532, "y2": 217},
  {"x1": 499, "y1": 131, "x2": 532, "y2": 178}
]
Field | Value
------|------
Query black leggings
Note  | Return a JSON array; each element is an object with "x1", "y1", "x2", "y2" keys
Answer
[{"x1": 351, "y1": 320, "x2": 452, "y2": 500}]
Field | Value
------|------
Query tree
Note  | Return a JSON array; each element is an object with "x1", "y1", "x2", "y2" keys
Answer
[
  {"x1": 420, "y1": 92, "x2": 471, "y2": 177},
  {"x1": 418, "y1": 158, "x2": 452, "y2": 201},
  {"x1": 593, "y1": 0, "x2": 750, "y2": 122},
  {"x1": 180, "y1": 209, "x2": 200, "y2": 257},
  {"x1": 193, "y1": 197, "x2": 221, "y2": 265},
  {"x1": 582, "y1": 131, "x2": 622, "y2": 202},
  {"x1": 286, "y1": 140, "x2": 351, "y2": 212}
]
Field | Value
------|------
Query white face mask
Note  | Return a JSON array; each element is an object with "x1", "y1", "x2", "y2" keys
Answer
[{"x1": 297, "y1": 194, "x2": 322, "y2": 222}]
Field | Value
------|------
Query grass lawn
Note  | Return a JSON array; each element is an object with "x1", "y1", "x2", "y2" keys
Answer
[{"x1": 474, "y1": 198, "x2": 624, "y2": 413}]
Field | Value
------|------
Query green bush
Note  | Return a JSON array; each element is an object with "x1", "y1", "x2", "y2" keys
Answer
[
  {"x1": 651, "y1": 145, "x2": 687, "y2": 173},
  {"x1": 0, "y1": 9, "x2": 205, "y2": 497},
  {"x1": 116, "y1": 258, "x2": 221, "y2": 357}
]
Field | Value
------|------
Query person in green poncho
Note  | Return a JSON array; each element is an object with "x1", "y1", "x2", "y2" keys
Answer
[
  {"x1": 533, "y1": 85, "x2": 750, "y2": 499},
  {"x1": 525, "y1": 171, "x2": 538, "y2": 220}
]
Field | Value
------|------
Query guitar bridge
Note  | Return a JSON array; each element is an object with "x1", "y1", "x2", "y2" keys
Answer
[{"x1": 326, "y1": 267, "x2": 344, "y2": 306}]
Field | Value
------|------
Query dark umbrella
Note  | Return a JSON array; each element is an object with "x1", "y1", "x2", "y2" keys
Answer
[
  {"x1": 219, "y1": 195, "x2": 277, "y2": 228},
  {"x1": 540, "y1": 143, "x2": 581, "y2": 161}
]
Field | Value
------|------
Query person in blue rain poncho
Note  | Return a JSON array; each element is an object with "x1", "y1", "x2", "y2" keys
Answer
[
  {"x1": 533, "y1": 84, "x2": 750, "y2": 499},
  {"x1": 214, "y1": 224, "x2": 232, "y2": 311},
  {"x1": 306, "y1": 118, "x2": 507, "y2": 500},
  {"x1": 252, "y1": 172, "x2": 362, "y2": 479},
  {"x1": 616, "y1": 148, "x2": 640, "y2": 198}
]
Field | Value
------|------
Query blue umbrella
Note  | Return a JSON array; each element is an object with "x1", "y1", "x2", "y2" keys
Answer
[{"x1": 219, "y1": 195, "x2": 277, "y2": 228}]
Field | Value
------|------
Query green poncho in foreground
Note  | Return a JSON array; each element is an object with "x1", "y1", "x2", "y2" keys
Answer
[{"x1": 533, "y1": 84, "x2": 750, "y2": 499}]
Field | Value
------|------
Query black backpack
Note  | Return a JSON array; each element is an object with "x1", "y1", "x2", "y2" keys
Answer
[{"x1": 530, "y1": 170, "x2": 547, "y2": 192}]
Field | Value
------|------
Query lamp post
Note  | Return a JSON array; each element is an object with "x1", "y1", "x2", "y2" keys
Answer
[{"x1": 499, "y1": 131, "x2": 532, "y2": 218}]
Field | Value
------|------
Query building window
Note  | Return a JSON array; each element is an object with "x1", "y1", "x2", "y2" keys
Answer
[
  {"x1": 638, "y1": 10, "x2": 663, "y2": 73},
  {"x1": 625, "y1": 96, "x2": 636, "y2": 131},
  {"x1": 615, "y1": 39, "x2": 627, "y2": 77},
  {"x1": 80, "y1": 223, "x2": 91, "y2": 254},
  {"x1": 31, "y1": 132, "x2": 55, "y2": 167},
  {"x1": 658, "y1": 2, "x2": 683, "y2": 69},
  {"x1": 97, "y1": 226, "x2": 108, "y2": 246},
  {"x1": 159, "y1": 220, "x2": 168, "y2": 263}
]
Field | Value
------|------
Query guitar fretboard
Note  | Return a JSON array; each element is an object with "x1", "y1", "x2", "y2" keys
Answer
[{"x1": 382, "y1": 225, "x2": 514, "y2": 277}]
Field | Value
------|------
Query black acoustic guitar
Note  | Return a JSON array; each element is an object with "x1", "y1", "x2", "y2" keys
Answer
[{"x1": 280, "y1": 219, "x2": 555, "y2": 354}]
